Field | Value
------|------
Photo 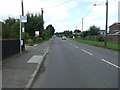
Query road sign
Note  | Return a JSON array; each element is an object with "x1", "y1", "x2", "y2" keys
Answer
[
  {"x1": 35, "y1": 31, "x2": 40, "y2": 36},
  {"x1": 21, "y1": 16, "x2": 27, "y2": 23}
]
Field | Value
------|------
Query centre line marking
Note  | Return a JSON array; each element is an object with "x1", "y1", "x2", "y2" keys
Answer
[
  {"x1": 74, "y1": 46, "x2": 79, "y2": 48},
  {"x1": 101, "y1": 59, "x2": 120, "y2": 69},
  {"x1": 81, "y1": 49, "x2": 93, "y2": 56}
]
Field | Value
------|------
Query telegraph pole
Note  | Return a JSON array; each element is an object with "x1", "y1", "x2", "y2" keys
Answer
[
  {"x1": 41, "y1": 8, "x2": 43, "y2": 19},
  {"x1": 82, "y1": 18, "x2": 83, "y2": 31},
  {"x1": 104, "y1": 0, "x2": 108, "y2": 46},
  {"x1": 41, "y1": 8, "x2": 44, "y2": 38},
  {"x1": 21, "y1": 0, "x2": 25, "y2": 51},
  {"x1": 21, "y1": 0, "x2": 24, "y2": 16},
  {"x1": 41, "y1": 8, "x2": 44, "y2": 30},
  {"x1": 82, "y1": 18, "x2": 84, "y2": 39}
]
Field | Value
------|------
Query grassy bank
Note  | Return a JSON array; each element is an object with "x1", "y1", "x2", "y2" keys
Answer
[{"x1": 71, "y1": 38, "x2": 120, "y2": 51}]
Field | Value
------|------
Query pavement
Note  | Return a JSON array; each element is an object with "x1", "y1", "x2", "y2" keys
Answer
[{"x1": 2, "y1": 40, "x2": 51, "y2": 88}]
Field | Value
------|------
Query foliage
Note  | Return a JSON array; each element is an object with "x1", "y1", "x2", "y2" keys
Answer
[
  {"x1": 80, "y1": 31, "x2": 89, "y2": 38},
  {"x1": 98, "y1": 36, "x2": 104, "y2": 42},
  {"x1": 45, "y1": 24, "x2": 55, "y2": 38},
  {"x1": 74, "y1": 29, "x2": 81, "y2": 33},
  {"x1": 2, "y1": 17, "x2": 20, "y2": 39},
  {"x1": 63, "y1": 30, "x2": 73, "y2": 37},
  {"x1": 88, "y1": 25, "x2": 100, "y2": 36},
  {"x1": 71, "y1": 38, "x2": 120, "y2": 51},
  {"x1": 42, "y1": 31, "x2": 48, "y2": 40},
  {"x1": 25, "y1": 13, "x2": 44, "y2": 38},
  {"x1": 55, "y1": 32, "x2": 64, "y2": 37},
  {"x1": 26, "y1": 39, "x2": 34, "y2": 46}
]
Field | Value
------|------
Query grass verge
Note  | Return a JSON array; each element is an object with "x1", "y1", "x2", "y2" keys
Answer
[{"x1": 71, "y1": 38, "x2": 120, "y2": 51}]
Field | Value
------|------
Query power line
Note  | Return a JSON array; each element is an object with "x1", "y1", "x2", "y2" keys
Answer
[
  {"x1": 43, "y1": 0, "x2": 73, "y2": 9},
  {"x1": 84, "y1": 0, "x2": 97, "y2": 19}
]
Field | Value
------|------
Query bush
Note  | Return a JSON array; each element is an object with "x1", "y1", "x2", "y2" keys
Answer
[
  {"x1": 98, "y1": 36, "x2": 104, "y2": 42},
  {"x1": 26, "y1": 39, "x2": 34, "y2": 46}
]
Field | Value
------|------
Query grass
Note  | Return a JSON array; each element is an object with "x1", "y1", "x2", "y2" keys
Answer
[{"x1": 71, "y1": 38, "x2": 120, "y2": 51}]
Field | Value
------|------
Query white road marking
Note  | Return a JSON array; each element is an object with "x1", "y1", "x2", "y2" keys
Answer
[
  {"x1": 81, "y1": 49, "x2": 93, "y2": 56},
  {"x1": 27, "y1": 55, "x2": 43, "y2": 63},
  {"x1": 73, "y1": 46, "x2": 79, "y2": 48},
  {"x1": 101, "y1": 59, "x2": 120, "y2": 69}
]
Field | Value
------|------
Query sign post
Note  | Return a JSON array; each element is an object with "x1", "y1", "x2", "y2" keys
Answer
[
  {"x1": 20, "y1": 15, "x2": 22, "y2": 54},
  {"x1": 19, "y1": 15, "x2": 27, "y2": 54}
]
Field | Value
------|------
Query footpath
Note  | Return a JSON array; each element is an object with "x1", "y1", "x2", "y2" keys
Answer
[{"x1": 2, "y1": 40, "x2": 51, "y2": 88}]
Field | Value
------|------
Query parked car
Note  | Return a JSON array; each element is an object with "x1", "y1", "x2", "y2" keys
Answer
[{"x1": 62, "y1": 36, "x2": 67, "y2": 40}]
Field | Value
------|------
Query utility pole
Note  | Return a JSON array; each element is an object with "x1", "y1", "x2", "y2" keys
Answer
[
  {"x1": 82, "y1": 18, "x2": 83, "y2": 31},
  {"x1": 41, "y1": 8, "x2": 44, "y2": 19},
  {"x1": 104, "y1": 0, "x2": 108, "y2": 46},
  {"x1": 41, "y1": 8, "x2": 44, "y2": 30},
  {"x1": 21, "y1": 0, "x2": 25, "y2": 50},
  {"x1": 41, "y1": 8, "x2": 44, "y2": 38},
  {"x1": 21, "y1": 0, "x2": 24, "y2": 16},
  {"x1": 20, "y1": 15, "x2": 22, "y2": 54},
  {"x1": 82, "y1": 18, "x2": 84, "y2": 39}
]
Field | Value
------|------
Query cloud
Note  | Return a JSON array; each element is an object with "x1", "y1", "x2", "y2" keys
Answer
[{"x1": 0, "y1": 0, "x2": 119, "y2": 32}]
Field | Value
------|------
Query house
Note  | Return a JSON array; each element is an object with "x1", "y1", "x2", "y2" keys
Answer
[
  {"x1": 99, "y1": 30, "x2": 105, "y2": 36},
  {"x1": 109, "y1": 22, "x2": 120, "y2": 35},
  {"x1": 0, "y1": 22, "x2": 2, "y2": 37}
]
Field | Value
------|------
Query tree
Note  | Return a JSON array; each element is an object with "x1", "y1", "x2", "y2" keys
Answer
[
  {"x1": 63, "y1": 30, "x2": 73, "y2": 37},
  {"x1": 74, "y1": 29, "x2": 81, "y2": 33},
  {"x1": 25, "y1": 13, "x2": 44, "y2": 38},
  {"x1": 88, "y1": 25, "x2": 100, "y2": 36},
  {"x1": 80, "y1": 31, "x2": 89, "y2": 38},
  {"x1": 45, "y1": 24, "x2": 55, "y2": 38},
  {"x1": 2, "y1": 17, "x2": 20, "y2": 39}
]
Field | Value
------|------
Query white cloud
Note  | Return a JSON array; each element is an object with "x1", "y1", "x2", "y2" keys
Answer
[{"x1": 0, "y1": 0, "x2": 119, "y2": 32}]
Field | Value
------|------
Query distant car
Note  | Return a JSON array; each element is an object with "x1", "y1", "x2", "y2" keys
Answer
[{"x1": 62, "y1": 36, "x2": 67, "y2": 40}]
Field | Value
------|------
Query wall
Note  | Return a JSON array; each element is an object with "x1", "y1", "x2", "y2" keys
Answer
[{"x1": 2, "y1": 39, "x2": 25, "y2": 60}]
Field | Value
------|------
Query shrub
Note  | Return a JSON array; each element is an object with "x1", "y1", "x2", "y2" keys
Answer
[
  {"x1": 98, "y1": 36, "x2": 104, "y2": 42},
  {"x1": 26, "y1": 39, "x2": 34, "y2": 46}
]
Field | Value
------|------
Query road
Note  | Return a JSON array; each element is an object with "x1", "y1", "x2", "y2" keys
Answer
[{"x1": 32, "y1": 37, "x2": 119, "y2": 88}]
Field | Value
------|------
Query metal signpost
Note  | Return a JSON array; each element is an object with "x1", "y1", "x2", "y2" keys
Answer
[{"x1": 19, "y1": 15, "x2": 27, "y2": 54}]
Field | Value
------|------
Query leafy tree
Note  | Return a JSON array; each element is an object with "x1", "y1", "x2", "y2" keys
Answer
[
  {"x1": 45, "y1": 24, "x2": 55, "y2": 38},
  {"x1": 74, "y1": 29, "x2": 81, "y2": 33},
  {"x1": 80, "y1": 31, "x2": 89, "y2": 38},
  {"x1": 2, "y1": 17, "x2": 19, "y2": 39},
  {"x1": 63, "y1": 30, "x2": 73, "y2": 37},
  {"x1": 88, "y1": 25, "x2": 100, "y2": 36},
  {"x1": 25, "y1": 13, "x2": 44, "y2": 38},
  {"x1": 10, "y1": 21, "x2": 20, "y2": 38}
]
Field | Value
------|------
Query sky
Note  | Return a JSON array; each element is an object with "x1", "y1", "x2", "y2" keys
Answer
[{"x1": 0, "y1": 0, "x2": 119, "y2": 32}]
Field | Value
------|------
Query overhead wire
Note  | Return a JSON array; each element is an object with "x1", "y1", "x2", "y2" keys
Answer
[
  {"x1": 84, "y1": 0, "x2": 97, "y2": 19},
  {"x1": 43, "y1": 0, "x2": 73, "y2": 9},
  {"x1": 77, "y1": 0, "x2": 97, "y2": 30}
]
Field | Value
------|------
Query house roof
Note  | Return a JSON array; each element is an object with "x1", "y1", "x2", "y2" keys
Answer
[
  {"x1": 99, "y1": 30, "x2": 105, "y2": 31},
  {"x1": 109, "y1": 22, "x2": 120, "y2": 28}
]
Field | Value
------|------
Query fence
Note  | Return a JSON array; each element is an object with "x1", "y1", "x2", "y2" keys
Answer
[
  {"x1": 80, "y1": 35, "x2": 120, "y2": 44},
  {"x1": 2, "y1": 39, "x2": 25, "y2": 60}
]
